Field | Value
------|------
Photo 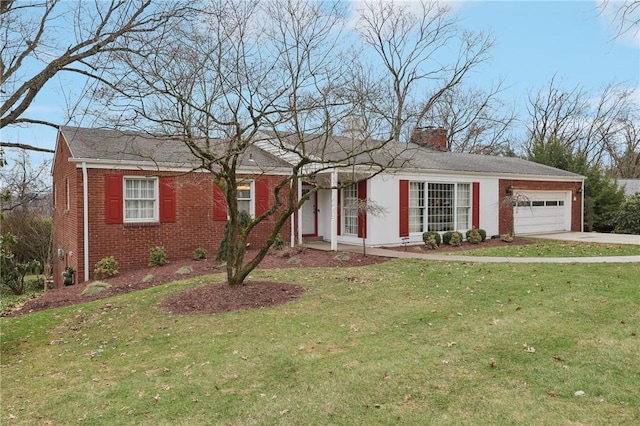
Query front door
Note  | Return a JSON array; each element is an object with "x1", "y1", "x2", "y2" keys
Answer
[{"x1": 301, "y1": 185, "x2": 317, "y2": 236}]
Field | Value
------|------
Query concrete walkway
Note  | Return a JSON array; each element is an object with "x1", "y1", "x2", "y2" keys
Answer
[{"x1": 305, "y1": 232, "x2": 640, "y2": 264}]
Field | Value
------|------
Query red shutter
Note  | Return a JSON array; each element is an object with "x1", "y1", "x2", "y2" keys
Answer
[
  {"x1": 159, "y1": 177, "x2": 177, "y2": 223},
  {"x1": 472, "y1": 182, "x2": 480, "y2": 229},
  {"x1": 357, "y1": 179, "x2": 367, "y2": 238},
  {"x1": 255, "y1": 177, "x2": 269, "y2": 216},
  {"x1": 105, "y1": 174, "x2": 123, "y2": 224},
  {"x1": 337, "y1": 186, "x2": 341, "y2": 236},
  {"x1": 399, "y1": 180, "x2": 409, "y2": 237},
  {"x1": 213, "y1": 183, "x2": 227, "y2": 221}
]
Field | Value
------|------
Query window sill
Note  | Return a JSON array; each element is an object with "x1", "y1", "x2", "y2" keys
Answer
[{"x1": 124, "y1": 221, "x2": 160, "y2": 229}]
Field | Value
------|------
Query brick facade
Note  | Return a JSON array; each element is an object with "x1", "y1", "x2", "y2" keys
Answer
[
  {"x1": 498, "y1": 179, "x2": 583, "y2": 235},
  {"x1": 52, "y1": 138, "x2": 292, "y2": 287}
]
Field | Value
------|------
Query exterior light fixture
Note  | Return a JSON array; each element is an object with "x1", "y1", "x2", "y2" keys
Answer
[
  {"x1": 577, "y1": 187, "x2": 582, "y2": 194},
  {"x1": 506, "y1": 184, "x2": 513, "y2": 195}
]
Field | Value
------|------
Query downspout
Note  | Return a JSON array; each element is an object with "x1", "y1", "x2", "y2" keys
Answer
[{"x1": 82, "y1": 162, "x2": 89, "y2": 282}]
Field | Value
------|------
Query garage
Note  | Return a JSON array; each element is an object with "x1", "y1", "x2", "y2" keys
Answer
[{"x1": 513, "y1": 191, "x2": 571, "y2": 234}]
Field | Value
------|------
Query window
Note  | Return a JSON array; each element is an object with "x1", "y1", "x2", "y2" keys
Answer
[
  {"x1": 124, "y1": 177, "x2": 158, "y2": 222},
  {"x1": 342, "y1": 184, "x2": 358, "y2": 235},
  {"x1": 237, "y1": 181, "x2": 254, "y2": 216},
  {"x1": 456, "y1": 183, "x2": 470, "y2": 230},
  {"x1": 409, "y1": 182, "x2": 425, "y2": 233},
  {"x1": 406, "y1": 181, "x2": 471, "y2": 233},
  {"x1": 427, "y1": 183, "x2": 454, "y2": 232}
]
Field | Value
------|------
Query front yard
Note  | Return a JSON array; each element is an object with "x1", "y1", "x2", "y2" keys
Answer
[{"x1": 1, "y1": 258, "x2": 639, "y2": 425}]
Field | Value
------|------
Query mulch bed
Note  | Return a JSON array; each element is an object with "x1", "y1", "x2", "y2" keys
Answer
[
  {"x1": 6, "y1": 238, "x2": 533, "y2": 317},
  {"x1": 6, "y1": 247, "x2": 389, "y2": 317}
]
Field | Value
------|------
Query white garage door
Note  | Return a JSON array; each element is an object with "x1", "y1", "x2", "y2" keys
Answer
[{"x1": 513, "y1": 191, "x2": 571, "y2": 234}]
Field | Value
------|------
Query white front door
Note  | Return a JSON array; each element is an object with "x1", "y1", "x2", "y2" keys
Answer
[{"x1": 301, "y1": 186, "x2": 317, "y2": 236}]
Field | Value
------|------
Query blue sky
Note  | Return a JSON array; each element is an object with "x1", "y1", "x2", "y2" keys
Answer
[{"x1": 2, "y1": 0, "x2": 638, "y2": 165}]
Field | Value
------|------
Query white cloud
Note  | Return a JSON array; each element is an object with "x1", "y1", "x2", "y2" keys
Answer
[{"x1": 596, "y1": 0, "x2": 640, "y2": 48}]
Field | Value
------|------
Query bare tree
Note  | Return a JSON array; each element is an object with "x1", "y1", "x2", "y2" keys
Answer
[
  {"x1": 419, "y1": 82, "x2": 517, "y2": 155},
  {"x1": 0, "y1": 0, "x2": 194, "y2": 135},
  {"x1": 354, "y1": 0, "x2": 494, "y2": 142},
  {"x1": 599, "y1": 0, "x2": 640, "y2": 42},
  {"x1": 0, "y1": 149, "x2": 51, "y2": 214},
  {"x1": 85, "y1": 0, "x2": 486, "y2": 285},
  {"x1": 525, "y1": 76, "x2": 638, "y2": 168}
]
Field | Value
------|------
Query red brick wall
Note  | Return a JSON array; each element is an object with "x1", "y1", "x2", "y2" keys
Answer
[
  {"x1": 498, "y1": 179, "x2": 583, "y2": 235},
  {"x1": 52, "y1": 158, "x2": 293, "y2": 285},
  {"x1": 51, "y1": 134, "x2": 80, "y2": 287},
  {"x1": 83, "y1": 170, "x2": 292, "y2": 280}
]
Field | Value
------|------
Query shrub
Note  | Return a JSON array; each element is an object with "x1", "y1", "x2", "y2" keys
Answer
[
  {"x1": 424, "y1": 235, "x2": 438, "y2": 250},
  {"x1": 193, "y1": 248, "x2": 207, "y2": 261},
  {"x1": 449, "y1": 231, "x2": 462, "y2": 246},
  {"x1": 149, "y1": 246, "x2": 168, "y2": 266},
  {"x1": 500, "y1": 233, "x2": 514, "y2": 243},
  {"x1": 94, "y1": 256, "x2": 119, "y2": 279},
  {"x1": 614, "y1": 194, "x2": 640, "y2": 235},
  {"x1": 273, "y1": 234, "x2": 285, "y2": 250},
  {"x1": 466, "y1": 229, "x2": 482, "y2": 244},
  {"x1": 442, "y1": 231, "x2": 454, "y2": 245},
  {"x1": 422, "y1": 231, "x2": 441, "y2": 247}
]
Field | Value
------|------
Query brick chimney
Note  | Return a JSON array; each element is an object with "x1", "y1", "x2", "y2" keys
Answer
[{"x1": 410, "y1": 127, "x2": 448, "y2": 151}]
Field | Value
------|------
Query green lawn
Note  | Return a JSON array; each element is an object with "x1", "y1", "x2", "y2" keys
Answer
[
  {"x1": 451, "y1": 238, "x2": 640, "y2": 257},
  {"x1": 2, "y1": 260, "x2": 639, "y2": 425}
]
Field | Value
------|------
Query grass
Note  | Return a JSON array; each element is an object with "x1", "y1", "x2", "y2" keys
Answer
[
  {"x1": 2, "y1": 260, "x2": 639, "y2": 425},
  {"x1": 450, "y1": 238, "x2": 640, "y2": 257}
]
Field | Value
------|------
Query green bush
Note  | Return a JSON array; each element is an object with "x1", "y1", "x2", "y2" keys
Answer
[
  {"x1": 424, "y1": 235, "x2": 438, "y2": 250},
  {"x1": 193, "y1": 248, "x2": 207, "y2": 261},
  {"x1": 442, "y1": 231, "x2": 454, "y2": 245},
  {"x1": 149, "y1": 246, "x2": 168, "y2": 266},
  {"x1": 94, "y1": 256, "x2": 119, "y2": 279},
  {"x1": 614, "y1": 194, "x2": 640, "y2": 235},
  {"x1": 273, "y1": 234, "x2": 285, "y2": 250},
  {"x1": 477, "y1": 229, "x2": 487, "y2": 241},
  {"x1": 422, "y1": 231, "x2": 441, "y2": 247},
  {"x1": 466, "y1": 229, "x2": 482, "y2": 244},
  {"x1": 449, "y1": 231, "x2": 462, "y2": 246}
]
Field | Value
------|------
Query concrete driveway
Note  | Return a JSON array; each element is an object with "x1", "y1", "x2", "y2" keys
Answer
[{"x1": 529, "y1": 232, "x2": 640, "y2": 246}]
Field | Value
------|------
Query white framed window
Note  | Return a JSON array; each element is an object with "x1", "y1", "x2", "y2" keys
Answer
[
  {"x1": 236, "y1": 180, "x2": 254, "y2": 216},
  {"x1": 124, "y1": 177, "x2": 158, "y2": 222},
  {"x1": 65, "y1": 178, "x2": 70, "y2": 212},
  {"x1": 409, "y1": 182, "x2": 425, "y2": 233},
  {"x1": 408, "y1": 181, "x2": 471, "y2": 233},
  {"x1": 456, "y1": 183, "x2": 470, "y2": 230},
  {"x1": 342, "y1": 184, "x2": 358, "y2": 235}
]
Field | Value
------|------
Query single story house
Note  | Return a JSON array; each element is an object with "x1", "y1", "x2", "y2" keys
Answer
[{"x1": 51, "y1": 126, "x2": 584, "y2": 286}]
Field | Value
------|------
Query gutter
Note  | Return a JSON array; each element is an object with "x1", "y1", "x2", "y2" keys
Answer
[{"x1": 82, "y1": 162, "x2": 89, "y2": 282}]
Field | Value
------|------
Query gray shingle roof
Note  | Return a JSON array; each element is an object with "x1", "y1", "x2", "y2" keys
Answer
[
  {"x1": 59, "y1": 126, "x2": 291, "y2": 169},
  {"x1": 60, "y1": 126, "x2": 582, "y2": 179},
  {"x1": 618, "y1": 179, "x2": 640, "y2": 196}
]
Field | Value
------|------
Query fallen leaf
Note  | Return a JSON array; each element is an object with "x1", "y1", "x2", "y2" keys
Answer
[
  {"x1": 489, "y1": 358, "x2": 497, "y2": 368},
  {"x1": 547, "y1": 391, "x2": 556, "y2": 397}
]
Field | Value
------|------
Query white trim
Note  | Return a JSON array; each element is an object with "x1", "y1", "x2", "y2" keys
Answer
[
  {"x1": 330, "y1": 169, "x2": 338, "y2": 251},
  {"x1": 123, "y1": 176, "x2": 159, "y2": 223},
  {"x1": 69, "y1": 158, "x2": 293, "y2": 176}
]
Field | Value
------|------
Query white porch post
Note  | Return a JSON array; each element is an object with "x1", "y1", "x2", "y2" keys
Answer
[
  {"x1": 297, "y1": 178, "x2": 303, "y2": 245},
  {"x1": 330, "y1": 169, "x2": 338, "y2": 251}
]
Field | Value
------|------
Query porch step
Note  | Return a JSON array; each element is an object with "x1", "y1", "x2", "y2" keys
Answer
[{"x1": 302, "y1": 236, "x2": 324, "y2": 243}]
